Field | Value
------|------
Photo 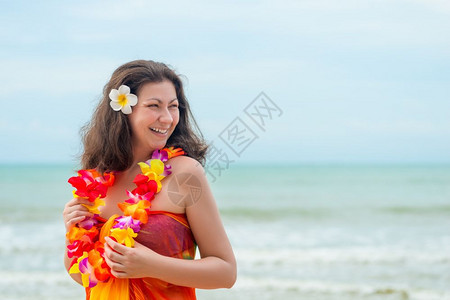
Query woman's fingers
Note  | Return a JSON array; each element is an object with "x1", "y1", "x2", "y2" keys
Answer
[
  {"x1": 64, "y1": 213, "x2": 91, "y2": 231},
  {"x1": 65, "y1": 197, "x2": 96, "y2": 214},
  {"x1": 105, "y1": 237, "x2": 128, "y2": 255},
  {"x1": 63, "y1": 204, "x2": 92, "y2": 222},
  {"x1": 102, "y1": 238, "x2": 153, "y2": 279},
  {"x1": 104, "y1": 243, "x2": 121, "y2": 263},
  {"x1": 65, "y1": 216, "x2": 85, "y2": 229},
  {"x1": 104, "y1": 255, "x2": 126, "y2": 277},
  {"x1": 65, "y1": 197, "x2": 94, "y2": 209},
  {"x1": 63, "y1": 197, "x2": 96, "y2": 231},
  {"x1": 103, "y1": 238, "x2": 130, "y2": 265},
  {"x1": 67, "y1": 208, "x2": 92, "y2": 219},
  {"x1": 65, "y1": 210, "x2": 92, "y2": 224},
  {"x1": 104, "y1": 242, "x2": 128, "y2": 277}
]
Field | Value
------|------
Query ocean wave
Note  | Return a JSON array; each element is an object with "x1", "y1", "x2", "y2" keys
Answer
[
  {"x1": 0, "y1": 205, "x2": 62, "y2": 223},
  {"x1": 2, "y1": 271, "x2": 448, "y2": 300},
  {"x1": 235, "y1": 247, "x2": 450, "y2": 265},
  {"x1": 220, "y1": 207, "x2": 332, "y2": 220},
  {"x1": 220, "y1": 205, "x2": 450, "y2": 221},
  {"x1": 233, "y1": 276, "x2": 450, "y2": 300},
  {"x1": 0, "y1": 271, "x2": 84, "y2": 300},
  {"x1": 379, "y1": 205, "x2": 450, "y2": 215}
]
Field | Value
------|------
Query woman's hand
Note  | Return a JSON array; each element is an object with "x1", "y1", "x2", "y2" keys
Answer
[
  {"x1": 103, "y1": 237, "x2": 157, "y2": 279},
  {"x1": 62, "y1": 197, "x2": 94, "y2": 232}
]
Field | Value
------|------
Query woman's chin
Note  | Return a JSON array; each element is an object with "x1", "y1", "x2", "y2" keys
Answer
[{"x1": 150, "y1": 141, "x2": 168, "y2": 151}]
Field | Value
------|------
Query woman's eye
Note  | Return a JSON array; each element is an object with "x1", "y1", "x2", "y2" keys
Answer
[{"x1": 147, "y1": 104, "x2": 178, "y2": 108}]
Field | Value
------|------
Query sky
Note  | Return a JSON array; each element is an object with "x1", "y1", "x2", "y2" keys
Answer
[{"x1": 1, "y1": 0, "x2": 449, "y2": 165}]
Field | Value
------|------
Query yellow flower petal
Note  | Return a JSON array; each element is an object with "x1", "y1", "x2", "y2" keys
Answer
[
  {"x1": 125, "y1": 228, "x2": 137, "y2": 247},
  {"x1": 156, "y1": 180, "x2": 162, "y2": 193},
  {"x1": 81, "y1": 197, "x2": 105, "y2": 214},
  {"x1": 81, "y1": 273, "x2": 90, "y2": 287},
  {"x1": 69, "y1": 263, "x2": 79, "y2": 274},
  {"x1": 138, "y1": 162, "x2": 151, "y2": 175},
  {"x1": 69, "y1": 252, "x2": 88, "y2": 274},
  {"x1": 110, "y1": 227, "x2": 137, "y2": 247},
  {"x1": 150, "y1": 159, "x2": 164, "y2": 175}
]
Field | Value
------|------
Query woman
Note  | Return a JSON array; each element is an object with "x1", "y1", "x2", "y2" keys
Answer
[{"x1": 63, "y1": 60, "x2": 236, "y2": 299}]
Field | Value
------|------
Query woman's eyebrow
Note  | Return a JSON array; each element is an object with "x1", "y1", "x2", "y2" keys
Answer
[{"x1": 145, "y1": 98, "x2": 178, "y2": 103}]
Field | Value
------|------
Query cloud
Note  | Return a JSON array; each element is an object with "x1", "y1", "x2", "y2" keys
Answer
[
  {"x1": 0, "y1": 0, "x2": 448, "y2": 163},
  {"x1": 408, "y1": 0, "x2": 450, "y2": 14},
  {"x1": 0, "y1": 57, "x2": 118, "y2": 96},
  {"x1": 1, "y1": 118, "x2": 73, "y2": 139},
  {"x1": 63, "y1": 0, "x2": 450, "y2": 49}
]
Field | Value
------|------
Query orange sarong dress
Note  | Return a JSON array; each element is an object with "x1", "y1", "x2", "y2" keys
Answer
[{"x1": 85, "y1": 211, "x2": 197, "y2": 300}]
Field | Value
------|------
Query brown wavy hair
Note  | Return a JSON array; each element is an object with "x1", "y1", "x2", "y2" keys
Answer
[{"x1": 80, "y1": 60, "x2": 208, "y2": 172}]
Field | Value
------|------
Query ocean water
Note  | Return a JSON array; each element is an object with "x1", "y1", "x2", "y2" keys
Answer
[{"x1": 1, "y1": 164, "x2": 449, "y2": 300}]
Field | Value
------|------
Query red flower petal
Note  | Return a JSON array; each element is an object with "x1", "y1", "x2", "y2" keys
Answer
[{"x1": 133, "y1": 174, "x2": 149, "y2": 185}]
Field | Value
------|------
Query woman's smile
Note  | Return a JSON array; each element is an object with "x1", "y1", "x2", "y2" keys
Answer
[{"x1": 150, "y1": 127, "x2": 170, "y2": 135}]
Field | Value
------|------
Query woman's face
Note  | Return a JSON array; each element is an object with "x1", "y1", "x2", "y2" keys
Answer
[{"x1": 129, "y1": 80, "x2": 180, "y2": 156}]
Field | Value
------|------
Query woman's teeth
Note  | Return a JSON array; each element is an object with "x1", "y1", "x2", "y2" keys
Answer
[{"x1": 150, "y1": 127, "x2": 169, "y2": 134}]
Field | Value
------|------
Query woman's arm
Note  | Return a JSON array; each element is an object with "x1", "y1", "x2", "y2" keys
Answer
[{"x1": 103, "y1": 157, "x2": 237, "y2": 289}]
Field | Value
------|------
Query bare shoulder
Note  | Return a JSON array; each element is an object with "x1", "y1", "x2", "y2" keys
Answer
[
  {"x1": 166, "y1": 155, "x2": 210, "y2": 209},
  {"x1": 168, "y1": 155, "x2": 205, "y2": 177}
]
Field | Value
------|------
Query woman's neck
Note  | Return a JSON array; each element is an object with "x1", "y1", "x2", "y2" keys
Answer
[{"x1": 131, "y1": 146, "x2": 157, "y2": 167}]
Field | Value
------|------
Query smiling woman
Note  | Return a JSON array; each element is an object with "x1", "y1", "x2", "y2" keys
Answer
[
  {"x1": 62, "y1": 60, "x2": 237, "y2": 300},
  {"x1": 76, "y1": 60, "x2": 209, "y2": 174},
  {"x1": 128, "y1": 81, "x2": 181, "y2": 165}
]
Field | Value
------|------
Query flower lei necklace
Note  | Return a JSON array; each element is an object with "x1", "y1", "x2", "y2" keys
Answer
[{"x1": 66, "y1": 147, "x2": 185, "y2": 288}]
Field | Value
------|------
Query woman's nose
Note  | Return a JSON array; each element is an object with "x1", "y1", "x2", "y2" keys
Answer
[{"x1": 159, "y1": 107, "x2": 173, "y2": 123}]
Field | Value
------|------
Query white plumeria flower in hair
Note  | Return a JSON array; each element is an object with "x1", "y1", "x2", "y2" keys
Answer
[{"x1": 109, "y1": 85, "x2": 138, "y2": 115}]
